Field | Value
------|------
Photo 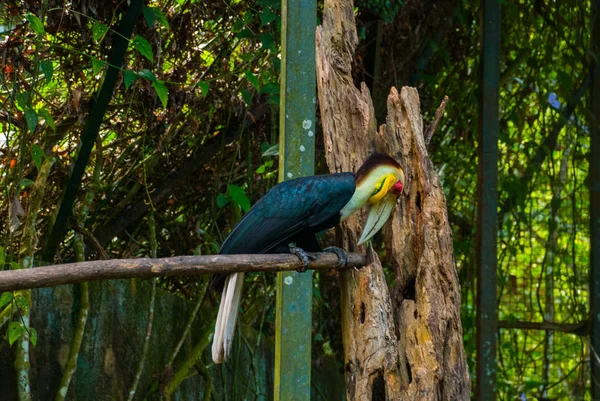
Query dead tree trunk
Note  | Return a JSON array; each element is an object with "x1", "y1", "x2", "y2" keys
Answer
[{"x1": 316, "y1": 0, "x2": 471, "y2": 399}]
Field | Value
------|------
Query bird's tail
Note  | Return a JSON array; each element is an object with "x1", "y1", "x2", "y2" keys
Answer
[{"x1": 212, "y1": 272, "x2": 245, "y2": 363}]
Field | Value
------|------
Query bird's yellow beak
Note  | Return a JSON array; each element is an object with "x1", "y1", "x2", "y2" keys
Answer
[{"x1": 357, "y1": 192, "x2": 398, "y2": 245}]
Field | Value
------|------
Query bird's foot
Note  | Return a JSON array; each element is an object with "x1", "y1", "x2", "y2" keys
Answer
[
  {"x1": 289, "y1": 246, "x2": 316, "y2": 273},
  {"x1": 324, "y1": 246, "x2": 348, "y2": 269}
]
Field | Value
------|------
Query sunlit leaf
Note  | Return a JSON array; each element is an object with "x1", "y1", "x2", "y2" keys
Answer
[
  {"x1": 26, "y1": 13, "x2": 45, "y2": 36},
  {"x1": 0, "y1": 292, "x2": 13, "y2": 309},
  {"x1": 198, "y1": 81, "x2": 209, "y2": 98},
  {"x1": 92, "y1": 58, "x2": 103, "y2": 75},
  {"x1": 8, "y1": 321, "x2": 24, "y2": 346},
  {"x1": 15, "y1": 294, "x2": 29, "y2": 313},
  {"x1": 24, "y1": 108, "x2": 37, "y2": 133},
  {"x1": 92, "y1": 23, "x2": 108, "y2": 41},
  {"x1": 228, "y1": 185, "x2": 250, "y2": 212},
  {"x1": 133, "y1": 35, "x2": 154, "y2": 62},
  {"x1": 152, "y1": 80, "x2": 168, "y2": 108},
  {"x1": 31, "y1": 144, "x2": 45, "y2": 171},
  {"x1": 124, "y1": 70, "x2": 137, "y2": 89}
]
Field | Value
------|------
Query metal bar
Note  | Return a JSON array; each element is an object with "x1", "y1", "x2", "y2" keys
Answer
[
  {"x1": 476, "y1": 0, "x2": 500, "y2": 399},
  {"x1": 274, "y1": 0, "x2": 316, "y2": 398},
  {"x1": 42, "y1": 0, "x2": 145, "y2": 261},
  {"x1": 590, "y1": 0, "x2": 600, "y2": 397}
]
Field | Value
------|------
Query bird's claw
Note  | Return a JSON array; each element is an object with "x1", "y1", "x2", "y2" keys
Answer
[
  {"x1": 289, "y1": 246, "x2": 316, "y2": 273},
  {"x1": 324, "y1": 246, "x2": 348, "y2": 269}
]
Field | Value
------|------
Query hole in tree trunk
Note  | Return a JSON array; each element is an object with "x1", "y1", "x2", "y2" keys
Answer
[
  {"x1": 372, "y1": 372, "x2": 386, "y2": 401},
  {"x1": 406, "y1": 359, "x2": 413, "y2": 384},
  {"x1": 403, "y1": 277, "x2": 416, "y2": 302},
  {"x1": 416, "y1": 191, "x2": 422, "y2": 212},
  {"x1": 360, "y1": 302, "x2": 366, "y2": 324}
]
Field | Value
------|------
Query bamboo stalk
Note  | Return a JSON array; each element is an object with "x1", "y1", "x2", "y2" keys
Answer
[{"x1": 0, "y1": 253, "x2": 367, "y2": 292}]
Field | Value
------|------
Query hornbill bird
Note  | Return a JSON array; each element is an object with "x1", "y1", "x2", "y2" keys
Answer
[{"x1": 211, "y1": 153, "x2": 405, "y2": 363}]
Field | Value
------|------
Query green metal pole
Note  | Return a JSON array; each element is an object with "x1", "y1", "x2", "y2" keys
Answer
[
  {"x1": 274, "y1": 0, "x2": 316, "y2": 399},
  {"x1": 476, "y1": 0, "x2": 500, "y2": 399},
  {"x1": 590, "y1": 0, "x2": 600, "y2": 398}
]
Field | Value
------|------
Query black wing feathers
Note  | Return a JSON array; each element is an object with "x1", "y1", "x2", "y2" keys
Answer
[{"x1": 219, "y1": 173, "x2": 355, "y2": 255}]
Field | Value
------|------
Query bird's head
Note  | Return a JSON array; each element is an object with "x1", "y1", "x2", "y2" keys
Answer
[{"x1": 340, "y1": 153, "x2": 405, "y2": 245}]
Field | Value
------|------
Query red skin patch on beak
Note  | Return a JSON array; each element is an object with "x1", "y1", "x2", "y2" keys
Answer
[{"x1": 392, "y1": 181, "x2": 403, "y2": 196}]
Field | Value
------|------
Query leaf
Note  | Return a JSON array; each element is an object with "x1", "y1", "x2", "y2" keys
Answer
[
  {"x1": 240, "y1": 89, "x2": 253, "y2": 105},
  {"x1": 228, "y1": 185, "x2": 250, "y2": 212},
  {"x1": 0, "y1": 292, "x2": 13, "y2": 309},
  {"x1": 260, "y1": 8, "x2": 277, "y2": 25},
  {"x1": 92, "y1": 58, "x2": 103, "y2": 75},
  {"x1": 29, "y1": 327, "x2": 37, "y2": 347},
  {"x1": 138, "y1": 69, "x2": 157, "y2": 82},
  {"x1": 260, "y1": 82, "x2": 279, "y2": 94},
  {"x1": 261, "y1": 142, "x2": 271, "y2": 153},
  {"x1": 216, "y1": 193, "x2": 230, "y2": 208},
  {"x1": 244, "y1": 71, "x2": 260, "y2": 90},
  {"x1": 143, "y1": 6, "x2": 156, "y2": 27},
  {"x1": 243, "y1": 11, "x2": 255, "y2": 24},
  {"x1": 143, "y1": 7, "x2": 169, "y2": 30},
  {"x1": 15, "y1": 294, "x2": 29, "y2": 313},
  {"x1": 19, "y1": 178, "x2": 34, "y2": 187},
  {"x1": 237, "y1": 29, "x2": 254, "y2": 39},
  {"x1": 259, "y1": 33, "x2": 275, "y2": 51},
  {"x1": 31, "y1": 144, "x2": 45, "y2": 171},
  {"x1": 92, "y1": 23, "x2": 108, "y2": 42},
  {"x1": 16, "y1": 92, "x2": 29, "y2": 109},
  {"x1": 152, "y1": 8, "x2": 170, "y2": 29},
  {"x1": 37, "y1": 108, "x2": 55, "y2": 130},
  {"x1": 152, "y1": 80, "x2": 169, "y2": 108},
  {"x1": 40, "y1": 60, "x2": 53, "y2": 83},
  {"x1": 262, "y1": 144, "x2": 279, "y2": 156},
  {"x1": 124, "y1": 70, "x2": 137, "y2": 89},
  {"x1": 255, "y1": 165, "x2": 265, "y2": 174},
  {"x1": 8, "y1": 321, "x2": 24, "y2": 346},
  {"x1": 26, "y1": 13, "x2": 45, "y2": 36},
  {"x1": 198, "y1": 81, "x2": 209, "y2": 98},
  {"x1": 133, "y1": 35, "x2": 154, "y2": 62},
  {"x1": 24, "y1": 108, "x2": 38, "y2": 133},
  {"x1": 0, "y1": 246, "x2": 4, "y2": 267}
]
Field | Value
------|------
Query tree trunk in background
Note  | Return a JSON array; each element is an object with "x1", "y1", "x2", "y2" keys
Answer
[{"x1": 316, "y1": 0, "x2": 470, "y2": 399}]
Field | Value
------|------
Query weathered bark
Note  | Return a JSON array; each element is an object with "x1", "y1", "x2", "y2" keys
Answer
[{"x1": 316, "y1": 0, "x2": 470, "y2": 399}]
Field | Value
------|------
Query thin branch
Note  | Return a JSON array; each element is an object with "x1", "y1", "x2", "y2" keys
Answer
[
  {"x1": 425, "y1": 95, "x2": 449, "y2": 146},
  {"x1": 0, "y1": 253, "x2": 368, "y2": 292}
]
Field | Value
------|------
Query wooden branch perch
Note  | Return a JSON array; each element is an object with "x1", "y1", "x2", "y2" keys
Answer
[{"x1": 0, "y1": 253, "x2": 367, "y2": 292}]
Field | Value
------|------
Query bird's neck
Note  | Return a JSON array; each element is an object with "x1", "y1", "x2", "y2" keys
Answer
[{"x1": 339, "y1": 184, "x2": 371, "y2": 221}]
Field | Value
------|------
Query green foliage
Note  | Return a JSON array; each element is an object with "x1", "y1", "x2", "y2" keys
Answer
[{"x1": 132, "y1": 35, "x2": 154, "y2": 62}]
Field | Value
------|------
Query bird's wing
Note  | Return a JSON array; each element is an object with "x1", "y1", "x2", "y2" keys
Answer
[{"x1": 219, "y1": 173, "x2": 356, "y2": 255}]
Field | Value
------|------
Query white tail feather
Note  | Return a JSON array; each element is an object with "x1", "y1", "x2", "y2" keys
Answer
[{"x1": 212, "y1": 272, "x2": 245, "y2": 363}]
